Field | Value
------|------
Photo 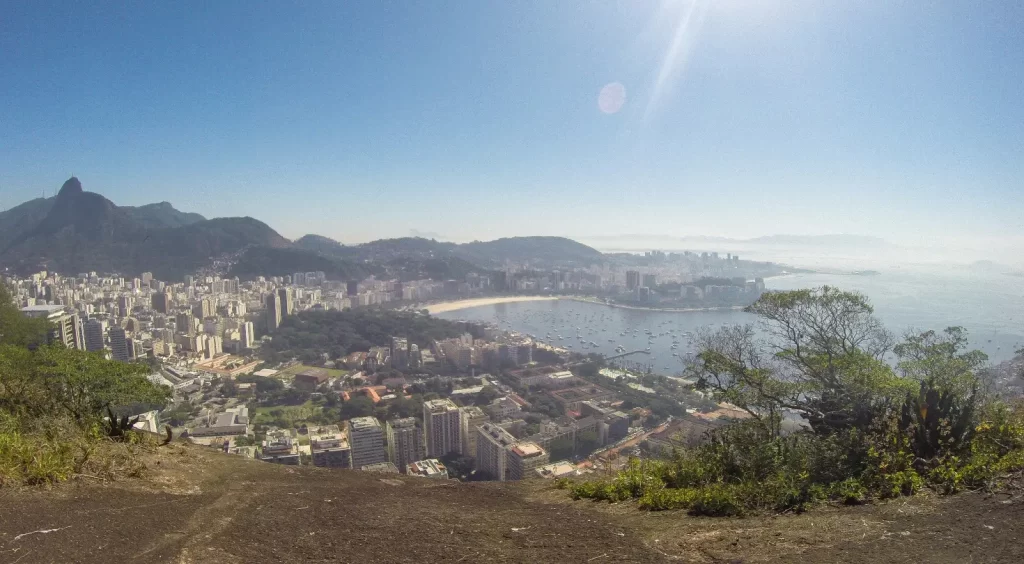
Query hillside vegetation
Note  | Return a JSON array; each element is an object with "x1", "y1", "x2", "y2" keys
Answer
[
  {"x1": 259, "y1": 308, "x2": 482, "y2": 365},
  {"x1": 567, "y1": 287, "x2": 1024, "y2": 515},
  {"x1": 0, "y1": 284, "x2": 169, "y2": 486}
]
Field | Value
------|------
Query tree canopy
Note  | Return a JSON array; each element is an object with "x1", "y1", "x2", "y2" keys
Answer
[
  {"x1": 691, "y1": 286, "x2": 909, "y2": 434},
  {"x1": 259, "y1": 308, "x2": 482, "y2": 366},
  {"x1": 0, "y1": 283, "x2": 50, "y2": 348}
]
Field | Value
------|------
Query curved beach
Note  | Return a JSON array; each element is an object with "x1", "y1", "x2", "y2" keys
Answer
[{"x1": 424, "y1": 296, "x2": 559, "y2": 314}]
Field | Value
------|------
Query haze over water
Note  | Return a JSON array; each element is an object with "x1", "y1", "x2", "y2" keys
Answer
[{"x1": 437, "y1": 268, "x2": 1024, "y2": 374}]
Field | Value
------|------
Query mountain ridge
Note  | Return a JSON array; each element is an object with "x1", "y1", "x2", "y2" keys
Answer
[
  {"x1": 0, "y1": 178, "x2": 603, "y2": 279},
  {"x1": 0, "y1": 178, "x2": 287, "y2": 279}
]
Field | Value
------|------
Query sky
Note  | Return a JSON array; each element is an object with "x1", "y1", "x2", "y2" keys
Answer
[{"x1": 2, "y1": 1, "x2": 1023, "y2": 260}]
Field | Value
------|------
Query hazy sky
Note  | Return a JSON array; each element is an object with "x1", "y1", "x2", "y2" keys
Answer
[{"x1": 2, "y1": 1, "x2": 1023, "y2": 253}]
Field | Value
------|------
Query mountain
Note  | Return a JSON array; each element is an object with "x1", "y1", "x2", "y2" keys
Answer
[
  {"x1": 745, "y1": 234, "x2": 893, "y2": 248},
  {"x1": 229, "y1": 246, "x2": 378, "y2": 281},
  {"x1": 294, "y1": 234, "x2": 347, "y2": 254},
  {"x1": 579, "y1": 233, "x2": 894, "y2": 253},
  {"x1": 122, "y1": 202, "x2": 205, "y2": 228},
  {"x1": 458, "y1": 236, "x2": 603, "y2": 266},
  {"x1": 0, "y1": 178, "x2": 603, "y2": 279},
  {"x1": 0, "y1": 196, "x2": 55, "y2": 247},
  {"x1": 0, "y1": 184, "x2": 205, "y2": 246},
  {"x1": 293, "y1": 234, "x2": 602, "y2": 270},
  {"x1": 0, "y1": 177, "x2": 288, "y2": 279}
]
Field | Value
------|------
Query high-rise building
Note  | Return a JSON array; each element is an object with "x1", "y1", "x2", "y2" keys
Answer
[
  {"x1": 346, "y1": 280, "x2": 359, "y2": 297},
  {"x1": 266, "y1": 292, "x2": 282, "y2": 332},
  {"x1": 176, "y1": 311, "x2": 196, "y2": 335},
  {"x1": 204, "y1": 335, "x2": 223, "y2": 359},
  {"x1": 409, "y1": 343, "x2": 421, "y2": 369},
  {"x1": 240, "y1": 321, "x2": 254, "y2": 349},
  {"x1": 126, "y1": 336, "x2": 142, "y2": 360},
  {"x1": 141, "y1": 272, "x2": 153, "y2": 286},
  {"x1": 391, "y1": 337, "x2": 409, "y2": 370},
  {"x1": 109, "y1": 326, "x2": 130, "y2": 361},
  {"x1": 423, "y1": 399, "x2": 461, "y2": 458},
  {"x1": 203, "y1": 318, "x2": 223, "y2": 336},
  {"x1": 192, "y1": 297, "x2": 215, "y2": 319},
  {"x1": 293, "y1": 272, "x2": 306, "y2": 286},
  {"x1": 21, "y1": 307, "x2": 86, "y2": 351},
  {"x1": 117, "y1": 295, "x2": 133, "y2": 317},
  {"x1": 309, "y1": 426, "x2": 351, "y2": 468},
  {"x1": 278, "y1": 288, "x2": 294, "y2": 317},
  {"x1": 476, "y1": 422, "x2": 516, "y2": 481},
  {"x1": 151, "y1": 289, "x2": 172, "y2": 314},
  {"x1": 625, "y1": 270, "x2": 641, "y2": 291},
  {"x1": 506, "y1": 442, "x2": 549, "y2": 481},
  {"x1": 459, "y1": 406, "x2": 488, "y2": 459},
  {"x1": 642, "y1": 274, "x2": 657, "y2": 288},
  {"x1": 84, "y1": 318, "x2": 106, "y2": 352},
  {"x1": 386, "y1": 418, "x2": 424, "y2": 474},
  {"x1": 347, "y1": 417, "x2": 387, "y2": 469}
]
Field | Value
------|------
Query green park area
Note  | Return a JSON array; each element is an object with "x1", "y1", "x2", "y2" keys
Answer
[
  {"x1": 252, "y1": 400, "x2": 324, "y2": 428},
  {"x1": 275, "y1": 364, "x2": 348, "y2": 379}
]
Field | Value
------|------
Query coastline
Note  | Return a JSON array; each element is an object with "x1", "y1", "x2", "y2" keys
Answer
[
  {"x1": 423, "y1": 296, "x2": 559, "y2": 314},
  {"x1": 560, "y1": 296, "x2": 746, "y2": 314},
  {"x1": 424, "y1": 294, "x2": 746, "y2": 315}
]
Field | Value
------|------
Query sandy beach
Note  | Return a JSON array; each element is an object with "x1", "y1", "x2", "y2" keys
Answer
[{"x1": 425, "y1": 296, "x2": 559, "y2": 314}]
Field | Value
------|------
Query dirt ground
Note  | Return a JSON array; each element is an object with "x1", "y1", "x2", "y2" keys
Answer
[{"x1": 2, "y1": 442, "x2": 1023, "y2": 563}]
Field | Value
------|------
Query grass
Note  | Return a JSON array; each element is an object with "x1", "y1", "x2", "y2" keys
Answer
[
  {"x1": 252, "y1": 400, "x2": 324, "y2": 427},
  {"x1": 276, "y1": 364, "x2": 348, "y2": 380}
]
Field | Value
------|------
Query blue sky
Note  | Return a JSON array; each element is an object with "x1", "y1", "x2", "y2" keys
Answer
[{"x1": 2, "y1": 1, "x2": 1022, "y2": 256}]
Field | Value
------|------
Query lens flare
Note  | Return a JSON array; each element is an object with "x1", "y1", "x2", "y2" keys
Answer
[{"x1": 598, "y1": 82, "x2": 627, "y2": 114}]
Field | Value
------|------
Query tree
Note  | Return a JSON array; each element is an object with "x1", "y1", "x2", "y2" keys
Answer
[
  {"x1": 0, "y1": 283, "x2": 50, "y2": 348},
  {"x1": 548, "y1": 437, "x2": 574, "y2": 462},
  {"x1": 894, "y1": 327, "x2": 988, "y2": 396},
  {"x1": 473, "y1": 385, "x2": 501, "y2": 406},
  {"x1": 0, "y1": 344, "x2": 170, "y2": 424},
  {"x1": 691, "y1": 287, "x2": 907, "y2": 436},
  {"x1": 338, "y1": 396, "x2": 375, "y2": 420},
  {"x1": 576, "y1": 430, "x2": 601, "y2": 457},
  {"x1": 439, "y1": 451, "x2": 476, "y2": 480}
]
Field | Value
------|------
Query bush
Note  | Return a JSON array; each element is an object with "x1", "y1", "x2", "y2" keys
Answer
[
  {"x1": 0, "y1": 414, "x2": 80, "y2": 486},
  {"x1": 567, "y1": 400, "x2": 1024, "y2": 514}
]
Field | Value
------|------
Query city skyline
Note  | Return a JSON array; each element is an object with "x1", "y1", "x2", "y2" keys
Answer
[{"x1": 3, "y1": 2, "x2": 1023, "y2": 257}]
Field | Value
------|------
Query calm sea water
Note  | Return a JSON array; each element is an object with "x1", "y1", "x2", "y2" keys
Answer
[{"x1": 436, "y1": 268, "x2": 1024, "y2": 374}]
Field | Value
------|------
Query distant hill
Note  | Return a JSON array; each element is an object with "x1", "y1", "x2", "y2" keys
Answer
[
  {"x1": 277, "y1": 237, "x2": 487, "y2": 282},
  {"x1": 0, "y1": 177, "x2": 288, "y2": 279},
  {"x1": 0, "y1": 177, "x2": 603, "y2": 280},
  {"x1": 229, "y1": 246, "x2": 378, "y2": 281},
  {"x1": 121, "y1": 202, "x2": 205, "y2": 228},
  {"x1": 0, "y1": 196, "x2": 56, "y2": 247},
  {"x1": 580, "y1": 233, "x2": 894, "y2": 253},
  {"x1": 745, "y1": 234, "x2": 893, "y2": 248},
  {"x1": 294, "y1": 234, "x2": 347, "y2": 254},
  {"x1": 458, "y1": 236, "x2": 603, "y2": 266},
  {"x1": 293, "y1": 233, "x2": 601, "y2": 271}
]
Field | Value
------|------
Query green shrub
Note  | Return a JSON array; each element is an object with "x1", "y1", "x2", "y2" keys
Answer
[
  {"x1": 0, "y1": 417, "x2": 78, "y2": 486},
  {"x1": 830, "y1": 478, "x2": 867, "y2": 505}
]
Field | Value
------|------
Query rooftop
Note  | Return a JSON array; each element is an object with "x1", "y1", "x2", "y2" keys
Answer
[
  {"x1": 511, "y1": 442, "x2": 544, "y2": 458},
  {"x1": 407, "y1": 459, "x2": 448, "y2": 478},
  {"x1": 534, "y1": 461, "x2": 578, "y2": 479},
  {"x1": 424, "y1": 398, "x2": 458, "y2": 413},
  {"x1": 389, "y1": 417, "x2": 417, "y2": 430},
  {"x1": 349, "y1": 416, "x2": 382, "y2": 431},
  {"x1": 20, "y1": 304, "x2": 65, "y2": 313}
]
